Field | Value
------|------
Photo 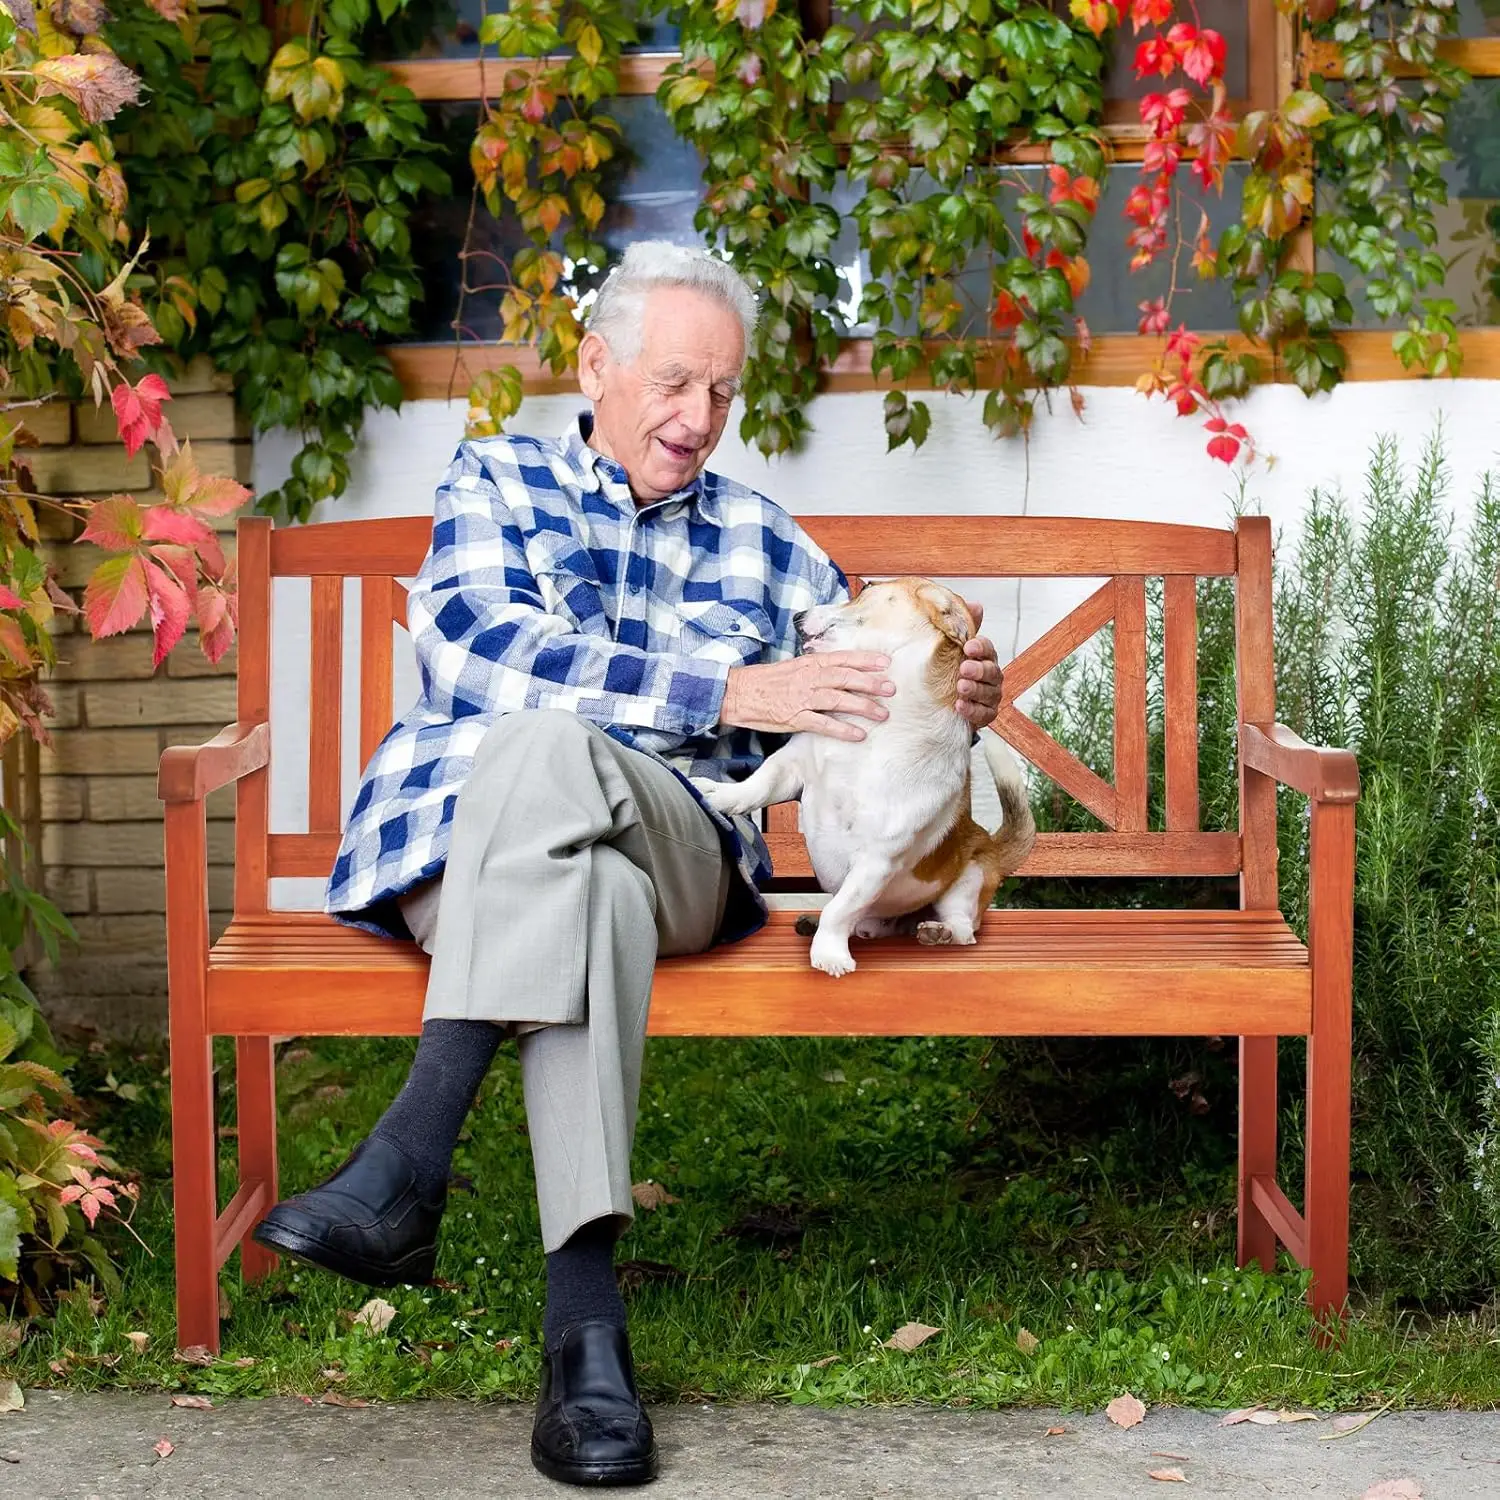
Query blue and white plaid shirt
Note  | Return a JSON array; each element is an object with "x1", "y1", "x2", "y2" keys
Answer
[{"x1": 326, "y1": 415, "x2": 847, "y2": 942}]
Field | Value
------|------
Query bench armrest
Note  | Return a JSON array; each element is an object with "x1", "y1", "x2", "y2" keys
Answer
[
  {"x1": 157, "y1": 721, "x2": 270, "y2": 805},
  {"x1": 1240, "y1": 722, "x2": 1360, "y2": 804}
]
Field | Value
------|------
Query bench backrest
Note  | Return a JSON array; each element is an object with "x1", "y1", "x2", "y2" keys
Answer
[{"x1": 233, "y1": 513, "x2": 1276, "y2": 916}]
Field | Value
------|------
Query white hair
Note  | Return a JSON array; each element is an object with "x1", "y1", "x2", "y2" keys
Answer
[{"x1": 586, "y1": 242, "x2": 758, "y2": 366}]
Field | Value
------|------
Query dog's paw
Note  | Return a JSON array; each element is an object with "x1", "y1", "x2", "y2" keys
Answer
[
  {"x1": 916, "y1": 920, "x2": 956, "y2": 946},
  {"x1": 810, "y1": 934, "x2": 856, "y2": 978},
  {"x1": 691, "y1": 777, "x2": 741, "y2": 815}
]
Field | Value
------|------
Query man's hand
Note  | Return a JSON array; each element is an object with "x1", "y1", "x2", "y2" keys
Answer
[
  {"x1": 957, "y1": 600, "x2": 1004, "y2": 731},
  {"x1": 720, "y1": 654, "x2": 895, "y2": 742}
]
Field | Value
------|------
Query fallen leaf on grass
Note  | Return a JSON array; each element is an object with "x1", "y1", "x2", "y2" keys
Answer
[
  {"x1": 352, "y1": 1298, "x2": 396, "y2": 1335},
  {"x1": 1106, "y1": 1393, "x2": 1146, "y2": 1429},
  {"x1": 429, "y1": 1276, "x2": 465, "y2": 1292},
  {"x1": 174, "y1": 1345, "x2": 214, "y2": 1366},
  {"x1": 1362, "y1": 1484, "x2": 1421, "y2": 1500},
  {"x1": 320, "y1": 1392, "x2": 369, "y2": 1408},
  {"x1": 231, "y1": 1357, "x2": 257, "y2": 1369},
  {"x1": 321, "y1": 1368, "x2": 348, "y2": 1383},
  {"x1": 809, "y1": 1355, "x2": 840, "y2": 1369},
  {"x1": 1045, "y1": 1426, "x2": 1067, "y2": 1437},
  {"x1": 169, "y1": 1395, "x2": 213, "y2": 1410},
  {"x1": 47, "y1": 1360, "x2": 68, "y2": 1376},
  {"x1": 0, "y1": 1323, "x2": 23, "y2": 1355},
  {"x1": 884, "y1": 1322, "x2": 941, "y2": 1352},
  {"x1": 153, "y1": 1439, "x2": 174, "y2": 1459},
  {"x1": 125, "y1": 1331, "x2": 149, "y2": 1353},
  {"x1": 616, "y1": 1259, "x2": 683, "y2": 1292},
  {"x1": 1016, "y1": 1328, "x2": 1040, "y2": 1356},
  {"x1": 1149, "y1": 1468, "x2": 1187, "y2": 1483},
  {"x1": 1220, "y1": 1405, "x2": 1263, "y2": 1425},
  {"x1": 631, "y1": 1181, "x2": 680, "y2": 1211},
  {"x1": 0, "y1": 1381, "x2": 22, "y2": 1414}
]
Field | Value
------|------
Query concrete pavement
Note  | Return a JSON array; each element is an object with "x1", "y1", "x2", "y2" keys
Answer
[{"x1": 4, "y1": 1391, "x2": 1498, "y2": 1498}]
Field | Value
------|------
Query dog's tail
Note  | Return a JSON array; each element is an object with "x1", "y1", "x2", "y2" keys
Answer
[{"x1": 979, "y1": 730, "x2": 1036, "y2": 877}]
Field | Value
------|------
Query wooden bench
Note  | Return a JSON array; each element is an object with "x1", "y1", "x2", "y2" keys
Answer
[{"x1": 158, "y1": 512, "x2": 1359, "y2": 1354}]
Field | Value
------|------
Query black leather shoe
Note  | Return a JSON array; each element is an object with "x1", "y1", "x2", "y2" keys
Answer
[
  {"x1": 251, "y1": 1136, "x2": 443, "y2": 1288},
  {"x1": 531, "y1": 1321, "x2": 658, "y2": 1486}
]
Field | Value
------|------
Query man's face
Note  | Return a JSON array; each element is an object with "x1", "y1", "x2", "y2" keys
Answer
[{"x1": 577, "y1": 284, "x2": 745, "y2": 503}]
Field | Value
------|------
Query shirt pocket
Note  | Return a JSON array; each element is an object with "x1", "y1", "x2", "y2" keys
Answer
[{"x1": 676, "y1": 598, "x2": 779, "y2": 668}]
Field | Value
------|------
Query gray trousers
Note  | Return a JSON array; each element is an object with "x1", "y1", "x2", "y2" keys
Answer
[{"x1": 397, "y1": 709, "x2": 731, "y2": 1252}]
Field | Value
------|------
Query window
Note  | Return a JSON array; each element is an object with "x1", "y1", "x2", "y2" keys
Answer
[{"x1": 372, "y1": 2, "x2": 1500, "y2": 391}]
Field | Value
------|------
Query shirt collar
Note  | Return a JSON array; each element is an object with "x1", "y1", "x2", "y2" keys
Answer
[{"x1": 564, "y1": 412, "x2": 712, "y2": 517}]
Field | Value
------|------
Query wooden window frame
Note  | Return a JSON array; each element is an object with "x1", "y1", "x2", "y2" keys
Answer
[{"x1": 375, "y1": 8, "x2": 1500, "y2": 396}]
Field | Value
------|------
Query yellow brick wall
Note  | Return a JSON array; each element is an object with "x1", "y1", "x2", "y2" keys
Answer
[{"x1": 30, "y1": 359, "x2": 249, "y2": 1033}]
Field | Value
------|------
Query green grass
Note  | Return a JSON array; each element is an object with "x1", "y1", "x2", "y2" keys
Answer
[{"x1": 7, "y1": 1032, "x2": 1500, "y2": 1411}]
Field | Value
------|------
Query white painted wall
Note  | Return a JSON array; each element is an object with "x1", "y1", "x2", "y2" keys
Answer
[{"x1": 258, "y1": 380, "x2": 1499, "y2": 907}]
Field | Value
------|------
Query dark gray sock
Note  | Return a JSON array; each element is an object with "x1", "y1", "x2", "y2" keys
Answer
[
  {"x1": 369, "y1": 1019, "x2": 505, "y2": 1198},
  {"x1": 543, "y1": 1217, "x2": 627, "y2": 1351}
]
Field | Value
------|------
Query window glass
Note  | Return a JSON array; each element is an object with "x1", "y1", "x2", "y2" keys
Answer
[
  {"x1": 369, "y1": 0, "x2": 680, "y2": 63},
  {"x1": 406, "y1": 96, "x2": 703, "y2": 343},
  {"x1": 1456, "y1": 0, "x2": 1500, "y2": 34},
  {"x1": 1325, "y1": 78, "x2": 1500, "y2": 328},
  {"x1": 820, "y1": 163, "x2": 1247, "y2": 338}
]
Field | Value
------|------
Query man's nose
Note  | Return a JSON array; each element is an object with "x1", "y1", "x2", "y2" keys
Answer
[{"x1": 679, "y1": 382, "x2": 712, "y2": 435}]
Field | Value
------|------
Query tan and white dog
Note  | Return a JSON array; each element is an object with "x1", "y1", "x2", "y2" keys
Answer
[{"x1": 695, "y1": 578, "x2": 1035, "y2": 978}]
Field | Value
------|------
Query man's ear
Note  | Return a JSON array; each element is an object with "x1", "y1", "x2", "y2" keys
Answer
[
  {"x1": 577, "y1": 331, "x2": 609, "y2": 402},
  {"x1": 919, "y1": 584, "x2": 975, "y2": 646}
]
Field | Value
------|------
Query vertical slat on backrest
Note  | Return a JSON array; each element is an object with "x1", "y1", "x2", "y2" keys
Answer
[
  {"x1": 1113, "y1": 575, "x2": 1148, "y2": 832},
  {"x1": 235, "y1": 518, "x2": 272, "y2": 915},
  {"x1": 308, "y1": 576, "x2": 343, "y2": 832},
  {"x1": 360, "y1": 576, "x2": 395, "y2": 769},
  {"x1": 1236, "y1": 516, "x2": 1278, "y2": 907},
  {"x1": 1163, "y1": 575, "x2": 1200, "y2": 831}
]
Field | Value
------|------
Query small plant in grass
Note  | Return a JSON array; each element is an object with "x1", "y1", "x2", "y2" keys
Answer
[{"x1": 0, "y1": 829, "x2": 141, "y2": 1311}]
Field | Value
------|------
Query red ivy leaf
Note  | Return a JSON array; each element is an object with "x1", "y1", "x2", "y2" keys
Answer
[
  {"x1": 141, "y1": 504, "x2": 215, "y2": 547},
  {"x1": 110, "y1": 375, "x2": 172, "y2": 458},
  {"x1": 197, "y1": 584, "x2": 237, "y2": 663},
  {"x1": 83, "y1": 553, "x2": 150, "y2": 639},
  {"x1": 1206, "y1": 433, "x2": 1241, "y2": 464},
  {"x1": 1133, "y1": 37, "x2": 1175, "y2": 78},
  {"x1": 146, "y1": 557, "x2": 191, "y2": 667},
  {"x1": 1176, "y1": 25, "x2": 1227, "y2": 86},
  {"x1": 1128, "y1": 0, "x2": 1172, "y2": 29},
  {"x1": 0, "y1": 584, "x2": 25, "y2": 610},
  {"x1": 0, "y1": 614, "x2": 30, "y2": 667},
  {"x1": 78, "y1": 494, "x2": 144, "y2": 552}
]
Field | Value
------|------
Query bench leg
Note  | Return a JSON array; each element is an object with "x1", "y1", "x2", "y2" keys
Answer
[
  {"x1": 1236, "y1": 1035, "x2": 1278, "y2": 1274},
  {"x1": 165, "y1": 800, "x2": 221, "y2": 1355},
  {"x1": 235, "y1": 1037, "x2": 279, "y2": 1282},
  {"x1": 1305, "y1": 801, "x2": 1355, "y2": 1323}
]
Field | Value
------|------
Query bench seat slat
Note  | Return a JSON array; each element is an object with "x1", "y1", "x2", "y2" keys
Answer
[{"x1": 204, "y1": 911, "x2": 1309, "y2": 1038}]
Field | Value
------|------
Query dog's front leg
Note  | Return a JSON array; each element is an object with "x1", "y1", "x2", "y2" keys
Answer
[
  {"x1": 691, "y1": 747, "x2": 804, "y2": 819},
  {"x1": 809, "y1": 857, "x2": 898, "y2": 979}
]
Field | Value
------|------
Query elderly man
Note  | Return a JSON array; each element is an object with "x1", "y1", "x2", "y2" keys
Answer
[{"x1": 254, "y1": 242, "x2": 1004, "y2": 1486}]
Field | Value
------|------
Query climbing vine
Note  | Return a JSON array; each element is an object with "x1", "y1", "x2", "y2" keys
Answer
[
  {"x1": 48, "y1": 0, "x2": 1489, "y2": 488},
  {"x1": 460, "y1": 0, "x2": 637, "y2": 435},
  {"x1": 109, "y1": 0, "x2": 451, "y2": 520}
]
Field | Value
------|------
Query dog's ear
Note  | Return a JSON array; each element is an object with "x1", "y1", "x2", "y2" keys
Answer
[{"x1": 918, "y1": 585, "x2": 975, "y2": 646}]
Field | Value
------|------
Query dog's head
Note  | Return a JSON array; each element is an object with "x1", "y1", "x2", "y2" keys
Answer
[{"x1": 796, "y1": 577, "x2": 976, "y2": 662}]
